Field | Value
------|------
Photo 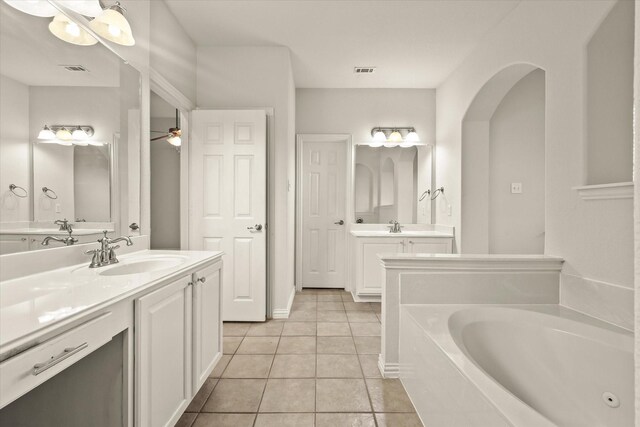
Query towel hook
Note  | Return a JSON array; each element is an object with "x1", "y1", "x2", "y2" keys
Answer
[
  {"x1": 9, "y1": 184, "x2": 28, "y2": 198},
  {"x1": 42, "y1": 187, "x2": 58, "y2": 200}
]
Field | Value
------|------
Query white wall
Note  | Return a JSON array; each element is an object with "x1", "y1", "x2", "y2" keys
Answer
[
  {"x1": 587, "y1": 0, "x2": 634, "y2": 185},
  {"x1": 296, "y1": 88, "x2": 436, "y2": 224},
  {"x1": 197, "y1": 46, "x2": 296, "y2": 316},
  {"x1": 488, "y1": 69, "x2": 545, "y2": 254},
  {"x1": 30, "y1": 86, "x2": 119, "y2": 222},
  {"x1": 150, "y1": 117, "x2": 180, "y2": 249},
  {"x1": 436, "y1": 0, "x2": 634, "y2": 328},
  {"x1": 150, "y1": 0, "x2": 197, "y2": 104},
  {"x1": 633, "y1": 1, "x2": 639, "y2": 421},
  {"x1": 0, "y1": 75, "x2": 30, "y2": 224}
]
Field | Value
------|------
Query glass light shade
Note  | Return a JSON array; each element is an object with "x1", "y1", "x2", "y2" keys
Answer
[
  {"x1": 405, "y1": 131, "x2": 420, "y2": 142},
  {"x1": 55, "y1": 128, "x2": 72, "y2": 140},
  {"x1": 372, "y1": 131, "x2": 387, "y2": 142},
  {"x1": 167, "y1": 135, "x2": 182, "y2": 147},
  {"x1": 72, "y1": 127, "x2": 89, "y2": 140},
  {"x1": 38, "y1": 126, "x2": 56, "y2": 140},
  {"x1": 3, "y1": 0, "x2": 57, "y2": 17},
  {"x1": 388, "y1": 131, "x2": 403, "y2": 142},
  {"x1": 49, "y1": 13, "x2": 98, "y2": 46},
  {"x1": 59, "y1": 0, "x2": 103, "y2": 17},
  {"x1": 89, "y1": 8, "x2": 135, "y2": 46}
]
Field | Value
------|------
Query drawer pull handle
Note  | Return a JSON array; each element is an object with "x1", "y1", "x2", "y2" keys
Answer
[{"x1": 32, "y1": 342, "x2": 88, "y2": 376}]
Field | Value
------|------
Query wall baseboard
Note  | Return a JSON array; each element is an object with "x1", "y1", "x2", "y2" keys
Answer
[
  {"x1": 272, "y1": 285, "x2": 296, "y2": 319},
  {"x1": 378, "y1": 354, "x2": 400, "y2": 379}
]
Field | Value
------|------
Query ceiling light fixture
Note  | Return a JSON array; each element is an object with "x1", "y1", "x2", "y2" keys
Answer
[
  {"x1": 89, "y1": 1, "x2": 135, "y2": 46},
  {"x1": 151, "y1": 109, "x2": 182, "y2": 147},
  {"x1": 49, "y1": 13, "x2": 98, "y2": 45}
]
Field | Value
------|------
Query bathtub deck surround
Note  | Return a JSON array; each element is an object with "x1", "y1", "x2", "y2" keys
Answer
[
  {"x1": 378, "y1": 254, "x2": 564, "y2": 378},
  {"x1": 400, "y1": 305, "x2": 633, "y2": 427},
  {"x1": 177, "y1": 289, "x2": 424, "y2": 427}
]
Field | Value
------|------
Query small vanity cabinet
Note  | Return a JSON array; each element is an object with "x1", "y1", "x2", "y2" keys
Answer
[
  {"x1": 350, "y1": 233, "x2": 453, "y2": 300},
  {"x1": 135, "y1": 260, "x2": 222, "y2": 427}
]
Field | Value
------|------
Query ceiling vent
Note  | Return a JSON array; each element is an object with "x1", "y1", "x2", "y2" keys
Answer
[
  {"x1": 354, "y1": 66, "x2": 376, "y2": 74},
  {"x1": 60, "y1": 65, "x2": 89, "y2": 72}
]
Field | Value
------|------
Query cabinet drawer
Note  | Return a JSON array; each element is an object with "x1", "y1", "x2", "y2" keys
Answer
[{"x1": 0, "y1": 311, "x2": 114, "y2": 409}]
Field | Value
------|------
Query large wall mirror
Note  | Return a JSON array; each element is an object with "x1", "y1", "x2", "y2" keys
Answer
[
  {"x1": 354, "y1": 144, "x2": 433, "y2": 224},
  {"x1": 0, "y1": 1, "x2": 141, "y2": 254}
]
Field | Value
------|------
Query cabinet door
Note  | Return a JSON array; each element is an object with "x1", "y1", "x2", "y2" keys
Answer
[
  {"x1": 356, "y1": 238, "x2": 405, "y2": 297},
  {"x1": 0, "y1": 235, "x2": 29, "y2": 255},
  {"x1": 407, "y1": 238, "x2": 453, "y2": 254},
  {"x1": 192, "y1": 262, "x2": 222, "y2": 393},
  {"x1": 136, "y1": 276, "x2": 192, "y2": 427}
]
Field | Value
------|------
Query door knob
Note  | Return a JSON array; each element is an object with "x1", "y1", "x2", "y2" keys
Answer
[
  {"x1": 334, "y1": 220, "x2": 344, "y2": 225},
  {"x1": 248, "y1": 224, "x2": 263, "y2": 232}
]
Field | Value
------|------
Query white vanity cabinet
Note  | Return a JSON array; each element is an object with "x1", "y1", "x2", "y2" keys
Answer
[
  {"x1": 0, "y1": 235, "x2": 29, "y2": 255},
  {"x1": 352, "y1": 235, "x2": 453, "y2": 300},
  {"x1": 135, "y1": 261, "x2": 223, "y2": 427}
]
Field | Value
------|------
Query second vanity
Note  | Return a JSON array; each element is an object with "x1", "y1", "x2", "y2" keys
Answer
[
  {"x1": 349, "y1": 225, "x2": 454, "y2": 301},
  {"x1": 0, "y1": 238, "x2": 223, "y2": 427}
]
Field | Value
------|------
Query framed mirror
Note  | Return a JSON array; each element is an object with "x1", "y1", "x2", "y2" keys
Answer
[
  {"x1": 0, "y1": 1, "x2": 141, "y2": 254},
  {"x1": 354, "y1": 144, "x2": 433, "y2": 224}
]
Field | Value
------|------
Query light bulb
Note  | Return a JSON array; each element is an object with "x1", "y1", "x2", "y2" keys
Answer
[
  {"x1": 108, "y1": 24, "x2": 121, "y2": 37},
  {"x1": 89, "y1": 7, "x2": 135, "y2": 46},
  {"x1": 388, "y1": 130, "x2": 403, "y2": 142},
  {"x1": 65, "y1": 22, "x2": 80, "y2": 37}
]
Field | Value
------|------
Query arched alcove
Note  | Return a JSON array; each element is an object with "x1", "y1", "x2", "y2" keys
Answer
[
  {"x1": 461, "y1": 63, "x2": 546, "y2": 254},
  {"x1": 354, "y1": 163, "x2": 373, "y2": 214}
]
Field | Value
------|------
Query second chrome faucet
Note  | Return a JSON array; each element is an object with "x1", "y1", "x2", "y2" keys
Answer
[{"x1": 86, "y1": 231, "x2": 134, "y2": 268}]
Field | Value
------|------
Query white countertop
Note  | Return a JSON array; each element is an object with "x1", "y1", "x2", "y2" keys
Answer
[
  {"x1": 350, "y1": 230, "x2": 454, "y2": 238},
  {"x1": 0, "y1": 249, "x2": 222, "y2": 358},
  {"x1": 0, "y1": 228, "x2": 110, "y2": 236}
]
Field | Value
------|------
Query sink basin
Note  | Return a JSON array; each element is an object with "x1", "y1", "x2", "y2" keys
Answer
[{"x1": 99, "y1": 257, "x2": 186, "y2": 276}]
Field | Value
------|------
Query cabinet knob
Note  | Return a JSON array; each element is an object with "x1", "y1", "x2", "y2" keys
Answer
[{"x1": 197, "y1": 277, "x2": 206, "y2": 283}]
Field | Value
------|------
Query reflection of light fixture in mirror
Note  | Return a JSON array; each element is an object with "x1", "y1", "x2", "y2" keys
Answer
[
  {"x1": 2, "y1": 0, "x2": 58, "y2": 17},
  {"x1": 370, "y1": 130, "x2": 386, "y2": 148},
  {"x1": 55, "y1": 127, "x2": 73, "y2": 140},
  {"x1": 89, "y1": 1, "x2": 135, "y2": 46},
  {"x1": 59, "y1": 0, "x2": 104, "y2": 17},
  {"x1": 38, "y1": 125, "x2": 56, "y2": 140},
  {"x1": 49, "y1": 13, "x2": 98, "y2": 46},
  {"x1": 151, "y1": 109, "x2": 182, "y2": 147}
]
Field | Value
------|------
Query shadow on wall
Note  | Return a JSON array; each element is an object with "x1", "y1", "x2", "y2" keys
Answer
[{"x1": 461, "y1": 64, "x2": 546, "y2": 254}]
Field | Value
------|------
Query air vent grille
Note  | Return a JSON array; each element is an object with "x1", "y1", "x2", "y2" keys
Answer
[
  {"x1": 60, "y1": 65, "x2": 89, "y2": 72},
  {"x1": 354, "y1": 66, "x2": 376, "y2": 74}
]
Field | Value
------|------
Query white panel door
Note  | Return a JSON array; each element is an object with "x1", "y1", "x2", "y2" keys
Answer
[
  {"x1": 190, "y1": 110, "x2": 267, "y2": 321},
  {"x1": 301, "y1": 140, "x2": 347, "y2": 288}
]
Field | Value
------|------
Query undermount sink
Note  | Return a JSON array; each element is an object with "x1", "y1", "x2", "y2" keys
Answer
[
  {"x1": 99, "y1": 257, "x2": 185, "y2": 276},
  {"x1": 72, "y1": 255, "x2": 188, "y2": 276}
]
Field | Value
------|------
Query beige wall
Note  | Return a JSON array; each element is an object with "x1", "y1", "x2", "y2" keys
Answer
[
  {"x1": 488, "y1": 69, "x2": 545, "y2": 254},
  {"x1": 587, "y1": 0, "x2": 634, "y2": 185},
  {"x1": 0, "y1": 75, "x2": 30, "y2": 224}
]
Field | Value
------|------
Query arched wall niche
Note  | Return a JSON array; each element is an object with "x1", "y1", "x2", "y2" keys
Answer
[{"x1": 461, "y1": 63, "x2": 546, "y2": 254}]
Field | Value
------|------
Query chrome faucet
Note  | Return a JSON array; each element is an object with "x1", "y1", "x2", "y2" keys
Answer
[
  {"x1": 388, "y1": 220, "x2": 403, "y2": 233},
  {"x1": 42, "y1": 225, "x2": 78, "y2": 246},
  {"x1": 54, "y1": 218, "x2": 71, "y2": 231},
  {"x1": 86, "y1": 231, "x2": 134, "y2": 268}
]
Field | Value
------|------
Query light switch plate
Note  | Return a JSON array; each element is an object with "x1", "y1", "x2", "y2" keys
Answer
[{"x1": 511, "y1": 182, "x2": 523, "y2": 194}]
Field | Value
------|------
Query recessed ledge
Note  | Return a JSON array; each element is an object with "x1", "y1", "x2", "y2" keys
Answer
[{"x1": 573, "y1": 182, "x2": 633, "y2": 201}]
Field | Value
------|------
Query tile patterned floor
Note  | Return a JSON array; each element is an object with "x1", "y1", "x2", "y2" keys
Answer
[{"x1": 176, "y1": 289, "x2": 423, "y2": 427}]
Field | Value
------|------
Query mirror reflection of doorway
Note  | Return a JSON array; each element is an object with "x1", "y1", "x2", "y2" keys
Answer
[{"x1": 150, "y1": 91, "x2": 181, "y2": 250}]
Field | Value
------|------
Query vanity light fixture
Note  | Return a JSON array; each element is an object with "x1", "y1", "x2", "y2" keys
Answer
[
  {"x1": 55, "y1": 127, "x2": 73, "y2": 141},
  {"x1": 368, "y1": 127, "x2": 422, "y2": 148},
  {"x1": 49, "y1": 13, "x2": 98, "y2": 45},
  {"x1": 3, "y1": 0, "x2": 103, "y2": 17},
  {"x1": 89, "y1": 1, "x2": 135, "y2": 46},
  {"x1": 37, "y1": 125, "x2": 56, "y2": 140}
]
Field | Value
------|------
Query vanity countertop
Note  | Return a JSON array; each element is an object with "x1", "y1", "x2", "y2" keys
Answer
[
  {"x1": 0, "y1": 228, "x2": 112, "y2": 236},
  {"x1": 350, "y1": 230, "x2": 454, "y2": 238},
  {"x1": 0, "y1": 249, "x2": 223, "y2": 359}
]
